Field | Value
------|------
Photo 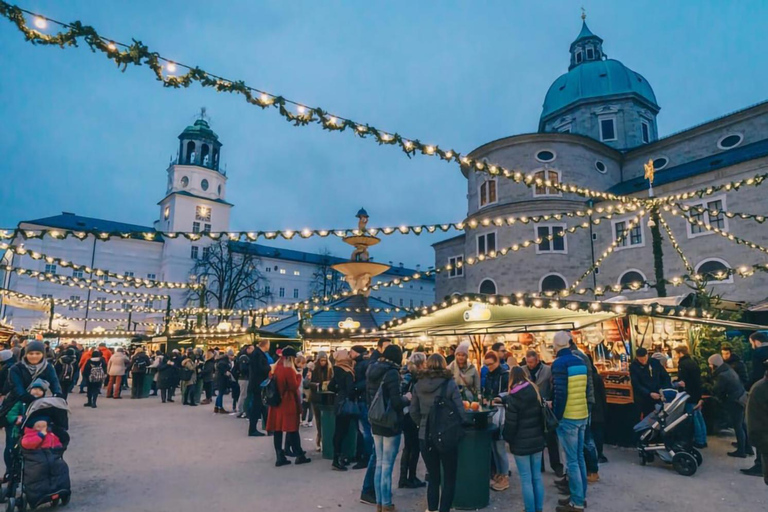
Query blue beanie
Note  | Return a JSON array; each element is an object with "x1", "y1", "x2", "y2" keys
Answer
[{"x1": 25, "y1": 340, "x2": 46, "y2": 354}]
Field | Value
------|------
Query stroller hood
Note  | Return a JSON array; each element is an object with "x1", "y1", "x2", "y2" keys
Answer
[{"x1": 22, "y1": 397, "x2": 71, "y2": 433}]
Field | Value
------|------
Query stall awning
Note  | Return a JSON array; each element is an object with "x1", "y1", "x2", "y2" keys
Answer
[
  {"x1": 387, "y1": 301, "x2": 621, "y2": 338},
  {"x1": 654, "y1": 316, "x2": 768, "y2": 331}
]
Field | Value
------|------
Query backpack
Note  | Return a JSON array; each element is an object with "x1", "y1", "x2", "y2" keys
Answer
[
  {"x1": 263, "y1": 377, "x2": 281, "y2": 407},
  {"x1": 59, "y1": 362, "x2": 75, "y2": 382},
  {"x1": 131, "y1": 358, "x2": 148, "y2": 374},
  {"x1": 368, "y1": 371, "x2": 398, "y2": 431},
  {"x1": 89, "y1": 363, "x2": 106, "y2": 383},
  {"x1": 426, "y1": 380, "x2": 465, "y2": 453}
]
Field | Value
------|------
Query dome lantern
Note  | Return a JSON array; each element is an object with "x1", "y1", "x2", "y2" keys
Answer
[{"x1": 177, "y1": 108, "x2": 224, "y2": 172}]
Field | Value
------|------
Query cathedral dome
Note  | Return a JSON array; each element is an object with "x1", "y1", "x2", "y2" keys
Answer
[
  {"x1": 541, "y1": 58, "x2": 658, "y2": 120},
  {"x1": 179, "y1": 118, "x2": 219, "y2": 142}
]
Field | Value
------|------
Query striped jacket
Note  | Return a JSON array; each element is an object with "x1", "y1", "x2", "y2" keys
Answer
[{"x1": 551, "y1": 348, "x2": 589, "y2": 421}]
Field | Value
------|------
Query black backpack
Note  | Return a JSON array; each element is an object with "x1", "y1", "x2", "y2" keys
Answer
[
  {"x1": 59, "y1": 362, "x2": 75, "y2": 382},
  {"x1": 132, "y1": 358, "x2": 148, "y2": 374},
  {"x1": 264, "y1": 377, "x2": 281, "y2": 407},
  {"x1": 426, "y1": 380, "x2": 465, "y2": 453}
]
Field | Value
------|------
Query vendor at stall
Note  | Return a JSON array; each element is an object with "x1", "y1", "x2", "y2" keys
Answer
[{"x1": 629, "y1": 347, "x2": 671, "y2": 417}]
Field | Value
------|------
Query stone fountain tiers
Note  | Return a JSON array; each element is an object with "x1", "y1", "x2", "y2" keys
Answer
[{"x1": 331, "y1": 261, "x2": 391, "y2": 278}]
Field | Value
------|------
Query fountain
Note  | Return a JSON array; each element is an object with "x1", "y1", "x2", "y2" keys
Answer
[{"x1": 332, "y1": 208, "x2": 390, "y2": 297}]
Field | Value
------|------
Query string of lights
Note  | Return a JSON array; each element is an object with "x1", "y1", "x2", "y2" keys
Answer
[
  {"x1": 656, "y1": 172, "x2": 768, "y2": 204},
  {"x1": 1, "y1": 242, "x2": 199, "y2": 290},
  {"x1": 0, "y1": 287, "x2": 50, "y2": 304},
  {"x1": 7, "y1": 267, "x2": 170, "y2": 299},
  {"x1": 0, "y1": 1, "x2": 636, "y2": 204},
  {"x1": 674, "y1": 204, "x2": 767, "y2": 224},
  {"x1": 56, "y1": 316, "x2": 160, "y2": 326},
  {"x1": 669, "y1": 204, "x2": 768, "y2": 257}
]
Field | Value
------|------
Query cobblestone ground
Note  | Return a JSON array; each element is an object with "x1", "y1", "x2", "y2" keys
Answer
[{"x1": 5, "y1": 391, "x2": 765, "y2": 512}]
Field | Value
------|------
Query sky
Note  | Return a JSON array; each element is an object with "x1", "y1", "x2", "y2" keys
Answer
[{"x1": 1, "y1": 0, "x2": 767, "y2": 269}]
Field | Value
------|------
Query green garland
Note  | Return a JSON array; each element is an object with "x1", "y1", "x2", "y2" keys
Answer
[
  {"x1": 676, "y1": 204, "x2": 767, "y2": 224},
  {"x1": 0, "y1": 1, "x2": 632, "y2": 203}
]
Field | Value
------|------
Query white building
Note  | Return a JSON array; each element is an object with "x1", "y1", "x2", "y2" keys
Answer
[{"x1": 1, "y1": 117, "x2": 434, "y2": 333}]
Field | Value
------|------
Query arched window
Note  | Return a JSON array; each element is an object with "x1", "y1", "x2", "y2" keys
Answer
[
  {"x1": 479, "y1": 279, "x2": 497, "y2": 295},
  {"x1": 618, "y1": 270, "x2": 648, "y2": 291},
  {"x1": 186, "y1": 141, "x2": 196, "y2": 164},
  {"x1": 201, "y1": 144, "x2": 210, "y2": 167},
  {"x1": 696, "y1": 259, "x2": 733, "y2": 284},
  {"x1": 479, "y1": 179, "x2": 497, "y2": 208},
  {"x1": 539, "y1": 274, "x2": 567, "y2": 294},
  {"x1": 533, "y1": 169, "x2": 561, "y2": 197}
]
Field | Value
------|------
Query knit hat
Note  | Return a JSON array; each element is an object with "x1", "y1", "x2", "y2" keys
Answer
[
  {"x1": 382, "y1": 344, "x2": 403, "y2": 365},
  {"x1": 316, "y1": 350, "x2": 328, "y2": 361},
  {"x1": 552, "y1": 331, "x2": 571, "y2": 352},
  {"x1": 282, "y1": 347, "x2": 298, "y2": 358},
  {"x1": 0, "y1": 350, "x2": 13, "y2": 362},
  {"x1": 708, "y1": 354, "x2": 724, "y2": 368},
  {"x1": 30, "y1": 378, "x2": 49, "y2": 392},
  {"x1": 635, "y1": 347, "x2": 648, "y2": 357},
  {"x1": 455, "y1": 341, "x2": 470, "y2": 356},
  {"x1": 25, "y1": 340, "x2": 45, "y2": 354}
]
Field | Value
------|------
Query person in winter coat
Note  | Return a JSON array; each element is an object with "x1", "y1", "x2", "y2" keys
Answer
[
  {"x1": 366, "y1": 345, "x2": 408, "y2": 511},
  {"x1": 327, "y1": 349, "x2": 356, "y2": 471},
  {"x1": 629, "y1": 347, "x2": 671, "y2": 417},
  {"x1": 410, "y1": 354, "x2": 467, "y2": 512},
  {"x1": 744, "y1": 332, "x2": 768, "y2": 476},
  {"x1": 3, "y1": 380, "x2": 47, "y2": 478},
  {"x1": 522, "y1": 349, "x2": 563, "y2": 476},
  {"x1": 82, "y1": 349, "x2": 107, "y2": 408},
  {"x1": 234, "y1": 345, "x2": 253, "y2": 417},
  {"x1": 266, "y1": 347, "x2": 311, "y2": 466},
  {"x1": 214, "y1": 351, "x2": 233, "y2": 414},
  {"x1": 746, "y1": 363, "x2": 768, "y2": 485},
  {"x1": 307, "y1": 351, "x2": 333, "y2": 449},
  {"x1": 709, "y1": 354, "x2": 751, "y2": 458},
  {"x1": 129, "y1": 347, "x2": 151, "y2": 399},
  {"x1": 673, "y1": 345, "x2": 707, "y2": 448},
  {"x1": 21, "y1": 419, "x2": 63, "y2": 450},
  {"x1": 721, "y1": 344, "x2": 749, "y2": 387},
  {"x1": 155, "y1": 352, "x2": 176, "y2": 404},
  {"x1": 398, "y1": 352, "x2": 426, "y2": 489},
  {"x1": 200, "y1": 349, "x2": 216, "y2": 404},
  {"x1": 589, "y1": 356, "x2": 608, "y2": 464},
  {"x1": 7, "y1": 341, "x2": 62, "y2": 406},
  {"x1": 248, "y1": 340, "x2": 271, "y2": 437},
  {"x1": 503, "y1": 366, "x2": 546, "y2": 512},
  {"x1": 106, "y1": 347, "x2": 130, "y2": 399},
  {"x1": 0, "y1": 349, "x2": 16, "y2": 397},
  {"x1": 54, "y1": 349, "x2": 77, "y2": 400},
  {"x1": 181, "y1": 351, "x2": 198, "y2": 406},
  {"x1": 483, "y1": 350, "x2": 510, "y2": 492},
  {"x1": 447, "y1": 341, "x2": 480, "y2": 401}
]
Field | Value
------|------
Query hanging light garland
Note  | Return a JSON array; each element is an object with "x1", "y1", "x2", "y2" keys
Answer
[
  {"x1": 674, "y1": 204, "x2": 767, "y2": 224},
  {"x1": 0, "y1": 287, "x2": 50, "y2": 304},
  {"x1": 656, "y1": 213, "x2": 699, "y2": 280},
  {"x1": 55, "y1": 316, "x2": 160, "y2": 326},
  {"x1": 668, "y1": 204, "x2": 768, "y2": 257},
  {"x1": 0, "y1": 1, "x2": 637, "y2": 204},
  {"x1": 7, "y1": 267, "x2": 169, "y2": 299},
  {"x1": 656, "y1": 172, "x2": 768, "y2": 204}
]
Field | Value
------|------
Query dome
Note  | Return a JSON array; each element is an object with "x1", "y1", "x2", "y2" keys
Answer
[
  {"x1": 541, "y1": 59, "x2": 659, "y2": 121},
  {"x1": 179, "y1": 118, "x2": 220, "y2": 142}
]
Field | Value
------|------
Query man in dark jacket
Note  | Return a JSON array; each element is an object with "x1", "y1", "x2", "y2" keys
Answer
[
  {"x1": 523, "y1": 350, "x2": 563, "y2": 476},
  {"x1": 721, "y1": 344, "x2": 749, "y2": 387},
  {"x1": 350, "y1": 344, "x2": 376, "y2": 503},
  {"x1": 247, "y1": 339, "x2": 271, "y2": 436},
  {"x1": 673, "y1": 345, "x2": 707, "y2": 448},
  {"x1": 629, "y1": 347, "x2": 671, "y2": 417},
  {"x1": 743, "y1": 332, "x2": 768, "y2": 476},
  {"x1": 746, "y1": 363, "x2": 768, "y2": 485},
  {"x1": 234, "y1": 345, "x2": 253, "y2": 418},
  {"x1": 129, "y1": 348, "x2": 151, "y2": 399},
  {"x1": 709, "y1": 354, "x2": 751, "y2": 458}
]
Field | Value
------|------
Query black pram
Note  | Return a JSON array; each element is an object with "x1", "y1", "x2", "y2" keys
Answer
[{"x1": 2, "y1": 397, "x2": 72, "y2": 510}]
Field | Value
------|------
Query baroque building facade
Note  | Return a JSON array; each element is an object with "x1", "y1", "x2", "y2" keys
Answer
[
  {"x1": 1, "y1": 118, "x2": 434, "y2": 333},
  {"x1": 434, "y1": 20, "x2": 768, "y2": 304}
]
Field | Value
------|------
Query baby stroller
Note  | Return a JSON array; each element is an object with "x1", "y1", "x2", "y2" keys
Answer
[
  {"x1": 633, "y1": 389, "x2": 703, "y2": 476},
  {"x1": 3, "y1": 397, "x2": 71, "y2": 510}
]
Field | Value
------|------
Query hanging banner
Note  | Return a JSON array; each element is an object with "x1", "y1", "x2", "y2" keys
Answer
[{"x1": 1, "y1": 295, "x2": 49, "y2": 312}]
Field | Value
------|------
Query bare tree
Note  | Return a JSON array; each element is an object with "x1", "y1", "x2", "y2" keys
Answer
[
  {"x1": 310, "y1": 248, "x2": 348, "y2": 299},
  {"x1": 188, "y1": 239, "x2": 271, "y2": 310}
]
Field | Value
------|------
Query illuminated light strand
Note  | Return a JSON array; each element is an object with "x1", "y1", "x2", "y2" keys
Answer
[
  {"x1": 0, "y1": 1, "x2": 637, "y2": 204},
  {"x1": 0, "y1": 242, "x2": 199, "y2": 290},
  {"x1": 567, "y1": 212, "x2": 645, "y2": 294},
  {"x1": 5, "y1": 265, "x2": 180, "y2": 293},
  {"x1": 0, "y1": 204, "x2": 639, "y2": 243},
  {"x1": 56, "y1": 316, "x2": 160, "y2": 326},
  {"x1": 54, "y1": 296, "x2": 160, "y2": 307},
  {"x1": 674, "y1": 204, "x2": 767, "y2": 225},
  {"x1": 47, "y1": 329, "x2": 147, "y2": 336},
  {"x1": 657, "y1": 213, "x2": 698, "y2": 279},
  {"x1": 0, "y1": 287, "x2": 50, "y2": 304},
  {"x1": 656, "y1": 172, "x2": 768, "y2": 204},
  {"x1": 7, "y1": 267, "x2": 169, "y2": 299},
  {"x1": 669, "y1": 204, "x2": 768, "y2": 257}
]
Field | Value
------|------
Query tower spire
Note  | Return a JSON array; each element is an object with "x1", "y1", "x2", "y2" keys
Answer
[{"x1": 581, "y1": 6, "x2": 586, "y2": 21}]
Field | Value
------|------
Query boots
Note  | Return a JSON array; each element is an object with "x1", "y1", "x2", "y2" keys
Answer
[
  {"x1": 490, "y1": 474, "x2": 509, "y2": 491},
  {"x1": 587, "y1": 472, "x2": 600, "y2": 483},
  {"x1": 201, "y1": 398, "x2": 211, "y2": 405},
  {"x1": 295, "y1": 452, "x2": 311, "y2": 465},
  {"x1": 381, "y1": 505, "x2": 397, "y2": 512},
  {"x1": 214, "y1": 406, "x2": 221, "y2": 413},
  {"x1": 275, "y1": 450, "x2": 291, "y2": 467},
  {"x1": 332, "y1": 456, "x2": 347, "y2": 471}
]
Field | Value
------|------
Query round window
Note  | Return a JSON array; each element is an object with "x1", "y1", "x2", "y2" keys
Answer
[
  {"x1": 536, "y1": 150, "x2": 556, "y2": 163},
  {"x1": 201, "y1": 179, "x2": 209, "y2": 191},
  {"x1": 718, "y1": 134, "x2": 743, "y2": 150},
  {"x1": 652, "y1": 157, "x2": 669, "y2": 170},
  {"x1": 180, "y1": 176, "x2": 189, "y2": 188},
  {"x1": 595, "y1": 160, "x2": 607, "y2": 174}
]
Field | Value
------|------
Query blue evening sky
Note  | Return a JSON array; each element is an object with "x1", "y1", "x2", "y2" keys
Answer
[{"x1": 1, "y1": 1, "x2": 766, "y2": 269}]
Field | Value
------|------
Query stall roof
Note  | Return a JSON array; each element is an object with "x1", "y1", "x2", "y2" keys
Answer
[
  {"x1": 387, "y1": 300, "x2": 621, "y2": 337},
  {"x1": 608, "y1": 293, "x2": 745, "y2": 311},
  {"x1": 654, "y1": 316, "x2": 768, "y2": 331}
]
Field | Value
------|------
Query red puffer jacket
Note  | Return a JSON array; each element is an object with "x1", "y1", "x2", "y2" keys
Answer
[{"x1": 21, "y1": 427, "x2": 63, "y2": 450}]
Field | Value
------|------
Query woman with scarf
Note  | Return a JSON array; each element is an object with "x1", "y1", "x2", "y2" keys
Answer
[
  {"x1": 308, "y1": 351, "x2": 334, "y2": 451},
  {"x1": 7, "y1": 340, "x2": 62, "y2": 405},
  {"x1": 327, "y1": 349, "x2": 356, "y2": 471}
]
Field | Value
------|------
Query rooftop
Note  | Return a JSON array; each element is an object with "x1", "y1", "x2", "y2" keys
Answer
[{"x1": 20, "y1": 213, "x2": 161, "y2": 241}]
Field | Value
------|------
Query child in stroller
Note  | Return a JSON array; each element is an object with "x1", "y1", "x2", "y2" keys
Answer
[
  {"x1": 633, "y1": 388, "x2": 703, "y2": 476},
  {"x1": 3, "y1": 396, "x2": 71, "y2": 510}
]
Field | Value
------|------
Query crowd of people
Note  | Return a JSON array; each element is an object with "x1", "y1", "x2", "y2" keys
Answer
[{"x1": 0, "y1": 329, "x2": 766, "y2": 511}]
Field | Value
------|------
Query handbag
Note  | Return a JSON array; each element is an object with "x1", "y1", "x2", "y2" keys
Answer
[
  {"x1": 368, "y1": 380, "x2": 398, "y2": 430},
  {"x1": 338, "y1": 398, "x2": 359, "y2": 417},
  {"x1": 532, "y1": 383, "x2": 559, "y2": 433}
]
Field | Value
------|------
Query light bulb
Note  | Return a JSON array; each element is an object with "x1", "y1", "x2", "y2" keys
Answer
[
  {"x1": 166, "y1": 62, "x2": 177, "y2": 73},
  {"x1": 33, "y1": 16, "x2": 47, "y2": 29},
  {"x1": 107, "y1": 42, "x2": 116, "y2": 51}
]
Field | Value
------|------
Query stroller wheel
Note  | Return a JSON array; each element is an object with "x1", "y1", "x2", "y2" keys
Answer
[
  {"x1": 672, "y1": 452, "x2": 698, "y2": 476},
  {"x1": 60, "y1": 494, "x2": 70, "y2": 507},
  {"x1": 6, "y1": 498, "x2": 14, "y2": 512},
  {"x1": 689, "y1": 448, "x2": 703, "y2": 467}
]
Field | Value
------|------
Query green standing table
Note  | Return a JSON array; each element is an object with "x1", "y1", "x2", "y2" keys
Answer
[
  {"x1": 450, "y1": 424, "x2": 497, "y2": 510},
  {"x1": 319, "y1": 398, "x2": 357, "y2": 460},
  {"x1": 139, "y1": 370, "x2": 154, "y2": 398}
]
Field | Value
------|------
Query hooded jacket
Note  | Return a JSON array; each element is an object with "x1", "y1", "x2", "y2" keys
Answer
[
  {"x1": 366, "y1": 360, "x2": 407, "y2": 437},
  {"x1": 409, "y1": 368, "x2": 467, "y2": 441},
  {"x1": 712, "y1": 363, "x2": 746, "y2": 405},
  {"x1": 503, "y1": 381, "x2": 546, "y2": 455},
  {"x1": 724, "y1": 353, "x2": 749, "y2": 387},
  {"x1": 83, "y1": 354, "x2": 107, "y2": 384}
]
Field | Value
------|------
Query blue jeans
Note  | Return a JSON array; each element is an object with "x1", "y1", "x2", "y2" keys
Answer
[
  {"x1": 491, "y1": 439, "x2": 509, "y2": 476},
  {"x1": 685, "y1": 403, "x2": 707, "y2": 446},
  {"x1": 358, "y1": 402, "x2": 376, "y2": 496},
  {"x1": 373, "y1": 434, "x2": 401, "y2": 506},
  {"x1": 584, "y1": 407, "x2": 599, "y2": 474},
  {"x1": 215, "y1": 390, "x2": 224, "y2": 409},
  {"x1": 513, "y1": 452, "x2": 544, "y2": 512},
  {"x1": 557, "y1": 418, "x2": 588, "y2": 507}
]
